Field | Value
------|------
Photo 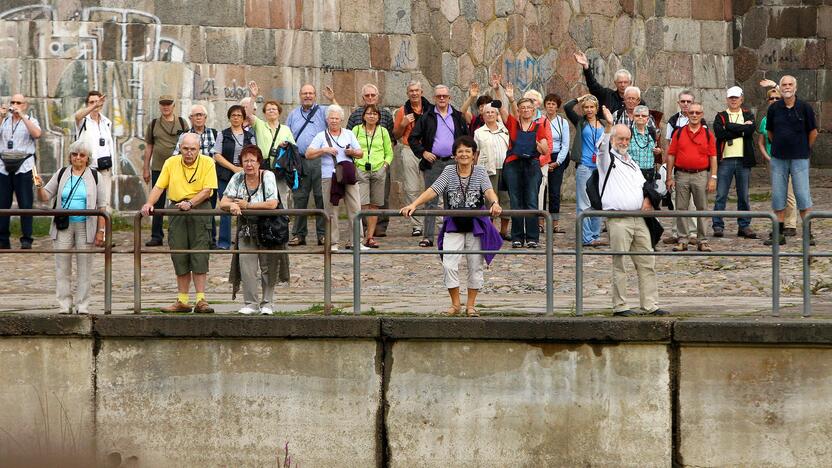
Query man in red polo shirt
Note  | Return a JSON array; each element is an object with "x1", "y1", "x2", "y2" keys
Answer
[{"x1": 666, "y1": 102, "x2": 717, "y2": 252}]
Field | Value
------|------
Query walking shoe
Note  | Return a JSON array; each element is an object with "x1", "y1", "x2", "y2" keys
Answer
[
  {"x1": 330, "y1": 244, "x2": 339, "y2": 251},
  {"x1": 613, "y1": 309, "x2": 638, "y2": 317},
  {"x1": 737, "y1": 227, "x2": 759, "y2": 239},
  {"x1": 649, "y1": 308, "x2": 670, "y2": 316},
  {"x1": 317, "y1": 236, "x2": 325, "y2": 246},
  {"x1": 763, "y1": 232, "x2": 786, "y2": 246},
  {"x1": 20, "y1": 241, "x2": 32, "y2": 249},
  {"x1": 662, "y1": 235, "x2": 679, "y2": 245},
  {"x1": 161, "y1": 301, "x2": 192, "y2": 313},
  {"x1": 193, "y1": 300, "x2": 214, "y2": 314},
  {"x1": 583, "y1": 239, "x2": 608, "y2": 247},
  {"x1": 672, "y1": 242, "x2": 688, "y2": 252},
  {"x1": 688, "y1": 236, "x2": 699, "y2": 245},
  {"x1": 697, "y1": 241, "x2": 712, "y2": 252},
  {"x1": 526, "y1": 241, "x2": 539, "y2": 249},
  {"x1": 288, "y1": 236, "x2": 306, "y2": 246},
  {"x1": 783, "y1": 227, "x2": 797, "y2": 237},
  {"x1": 145, "y1": 238, "x2": 164, "y2": 247},
  {"x1": 411, "y1": 228, "x2": 422, "y2": 237},
  {"x1": 419, "y1": 238, "x2": 434, "y2": 247},
  {"x1": 260, "y1": 306, "x2": 274, "y2": 315},
  {"x1": 712, "y1": 227, "x2": 724, "y2": 238},
  {"x1": 511, "y1": 241, "x2": 523, "y2": 248},
  {"x1": 809, "y1": 235, "x2": 816, "y2": 247},
  {"x1": 238, "y1": 306, "x2": 258, "y2": 315}
]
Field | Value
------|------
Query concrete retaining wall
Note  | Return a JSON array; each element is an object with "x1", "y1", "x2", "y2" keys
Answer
[{"x1": 2, "y1": 316, "x2": 832, "y2": 467}]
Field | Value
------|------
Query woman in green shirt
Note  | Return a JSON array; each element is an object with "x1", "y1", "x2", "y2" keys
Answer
[{"x1": 352, "y1": 104, "x2": 394, "y2": 248}]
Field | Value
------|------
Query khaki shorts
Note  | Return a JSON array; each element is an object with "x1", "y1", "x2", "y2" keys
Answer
[
  {"x1": 167, "y1": 201, "x2": 211, "y2": 276},
  {"x1": 356, "y1": 165, "x2": 387, "y2": 206}
]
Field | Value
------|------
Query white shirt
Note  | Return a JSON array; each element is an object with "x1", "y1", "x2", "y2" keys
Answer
[
  {"x1": 597, "y1": 131, "x2": 646, "y2": 211},
  {"x1": 665, "y1": 114, "x2": 689, "y2": 140},
  {"x1": 473, "y1": 122, "x2": 509, "y2": 175},
  {"x1": 0, "y1": 114, "x2": 40, "y2": 175},
  {"x1": 76, "y1": 114, "x2": 115, "y2": 170}
]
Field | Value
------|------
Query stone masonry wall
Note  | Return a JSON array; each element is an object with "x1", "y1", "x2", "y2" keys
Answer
[{"x1": 0, "y1": 0, "x2": 826, "y2": 211}]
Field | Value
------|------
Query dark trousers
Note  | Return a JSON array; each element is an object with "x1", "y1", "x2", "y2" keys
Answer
[
  {"x1": 150, "y1": 170, "x2": 167, "y2": 242},
  {"x1": 546, "y1": 160, "x2": 570, "y2": 217},
  {"x1": 0, "y1": 170, "x2": 34, "y2": 247},
  {"x1": 217, "y1": 177, "x2": 232, "y2": 249},
  {"x1": 292, "y1": 158, "x2": 325, "y2": 239},
  {"x1": 712, "y1": 158, "x2": 751, "y2": 230},
  {"x1": 504, "y1": 158, "x2": 543, "y2": 242}
]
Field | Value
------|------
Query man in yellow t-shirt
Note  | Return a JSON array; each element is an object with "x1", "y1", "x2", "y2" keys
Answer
[{"x1": 141, "y1": 133, "x2": 218, "y2": 313}]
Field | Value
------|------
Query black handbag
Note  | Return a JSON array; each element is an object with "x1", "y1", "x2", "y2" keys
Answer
[
  {"x1": 253, "y1": 172, "x2": 289, "y2": 247},
  {"x1": 53, "y1": 167, "x2": 84, "y2": 231},
  {"x1": 96, "y1": 156, "x2": 113, "y2": 170}
]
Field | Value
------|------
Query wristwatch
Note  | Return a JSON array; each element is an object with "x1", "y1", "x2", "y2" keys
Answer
[{"x1": 710, "y1": 175, "x2": 718, "y2": 179}]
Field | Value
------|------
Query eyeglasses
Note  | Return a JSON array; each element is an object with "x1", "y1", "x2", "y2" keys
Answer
[
  {"x1": 768, "y1": 97, "x2": 781, "y2": 102},
  {"x1": 190, "y1": 113, "x2": 206, "y2": 117},
  {"x1": 688, "y1": 111, "x2": 703, "y2": 115},
  {"x1": 435, "y1": 95, "x2": 450, "y2": 99},
  {"x1": 363, "y1": 93, "x2": 378, "y2": 97},
  {"x1": 70, "y1": 152, "x2": 87, "y2": 157},
  {"x1": 181, "y1": 147, "x2": 198, "y2": 153},
  {"x1": 364, "y1": 112, "x2": 379, "y2": 116},
  {"x1": 9, "y1": 101, "x2": 23, "y2": 105},
  {"x1": 634, "y1": 114, "x2": 649, "y2": 118},
  {"x1": 230, "y1": 114, "x2": 244, "y2": 118},
  {"x1": 678, "y1": 100, "x2": 692, "y2": 104}
]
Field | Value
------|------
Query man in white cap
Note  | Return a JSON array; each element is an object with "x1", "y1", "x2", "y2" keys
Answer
[{"x1": 710, "y1": 86, "x2": 758, "y2": 239}]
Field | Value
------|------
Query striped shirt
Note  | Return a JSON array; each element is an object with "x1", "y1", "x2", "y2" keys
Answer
[{"x1": 431, "y1": 165, "x2": 492, "y2": 210}]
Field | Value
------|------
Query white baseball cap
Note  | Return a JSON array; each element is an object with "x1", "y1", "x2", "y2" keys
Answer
[{"x1": 726, "y1": 86, "x2": 743, "y2": 98}]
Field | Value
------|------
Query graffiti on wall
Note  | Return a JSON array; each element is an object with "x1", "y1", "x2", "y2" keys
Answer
[{"x1": 503, "y1": 51, "x2": 555, "y2": 93}]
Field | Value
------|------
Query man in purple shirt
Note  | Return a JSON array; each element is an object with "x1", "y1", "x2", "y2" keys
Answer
[{"x1": 408, "y1": 85, "x2": 468, "y2": 247}]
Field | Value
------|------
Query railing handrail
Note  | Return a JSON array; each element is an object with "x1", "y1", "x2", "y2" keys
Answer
[{"x1": 802, "y1": 211, "x2": 832, "y2": 317}]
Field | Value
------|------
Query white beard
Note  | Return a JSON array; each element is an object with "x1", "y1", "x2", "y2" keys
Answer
[{"x1": 613, "y1": 145, "x2": 629, "y2": 157}]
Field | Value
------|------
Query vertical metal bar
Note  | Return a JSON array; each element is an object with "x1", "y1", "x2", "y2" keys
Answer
[
  {"x1": 771, "y1": 214, "x2": 780, "y2": 317},
  {"x1": 103, "y1": 211, "x2": 112, "y2": 314},
  {"x1": 802, "y1": 213, "x2": 813, "y2": 317},
  {"x1": 575, "y1": 211, "x2": 585, "y2": 316},
  {"x1": 323, "y1": 211, "x2": 333, "y2": 315},
  {"x1": 353, "y1": 211, "x2": 363, "y2": 315},
  {"x1": 133, "y1": 212, "x2": 143, "y2": 314},
  {"x1": 544, "y1": 211, "x2": 553, "y2": 314}
]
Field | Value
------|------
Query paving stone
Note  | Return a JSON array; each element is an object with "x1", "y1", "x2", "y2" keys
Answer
[
  {"x1": 340, "y1": 0, "x2": 384, "y2": 33},
  {"x1": 244, "y1": 28, "x2": 275, "y2": 66},
  {"x1": 692, "y1": 0, "x2": 727, "y2": 21},
  {"x1": 440, "y1": 0, "x2": 460, "y2": 21},
  {"x1": 484, "y1": 18, "x2": 508, "y2": 65},
  {"x1": 384, "y1": 0, "x2": 412, "y2": 33},
  {"x1": 320, "y1": 32, "x2": 370, "y2": 70},
  {"x1": 369, "y1": 35, "x2": 391, "y2": 69},
  {"x1": 693, "y1": 54, "x2": 732, "y2": 89},
  {"x1": 469, "y1": 21, "x2": 485, "y2": 64},
  {"x1": 507, "y1": 14, "x2": 525, "y2": 52},
  {"x1": 416, "y1": 34, "x2": 442, "y2": 85},
  {"x1": 495, "y1": 0, "x2": 514, "y2": 17},
  {"x1": 700, "y1": 21, "x2": 732, "y2": 55},
  {"x1": 411, "y1": 0, "x2": 431, "y2": 33},
  {"x1": 204, "y1": 28, "x2": 244, "y2": 64},
  {"x1": 663, "y1": 17, "x2": 701, "y2": 54},
  {"x1": 665, "y1": 0, "x2": 691, "y2": 18},
  {"x1": 155, "y1": 0, "x2": 245, "y2": 27},
  {"x1": 740, "y1": 6, "x2": 768, "y2": 49},
  {"x1": 614, "y1": 15, "x2": 633, "y2": 55},
  {"x1": 389, "y1": 35, "x2": 419, "y2": 71},
  {"x1": 477, "y1": 0, "x2": 495, "y2": 22},
  {"x1": 450, "y1": 17, "x2": 470, "y2": 56},
  {"x1": 430, "y1": 10, "x2": 451, "y2": 51},
  {"x1": 733, "y1": 46, "x2": 760, "y2": 83},
  {"x1": 768, "y1": 6, "x2": 817, "y2": 38},
  {"x1": 442, "y1": 52, "x2": 458, "y2": 87},
  {"x1": 579, "y1": 0, "x2": 619, "y2": 17}
]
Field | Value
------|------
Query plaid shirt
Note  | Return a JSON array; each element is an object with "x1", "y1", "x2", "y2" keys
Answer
[
  {"x1": 612, "y1": 109, "x2": 657, "y2": 133},
  {"x1": 347, "y1": 107, "x2": 395, "y2": 136},
  {"x1": 628, "y1": 127, "x2": 656, "y2": 169},
  {"x1": 173, "y1": 127, "x2": 217, "y2": 156}
]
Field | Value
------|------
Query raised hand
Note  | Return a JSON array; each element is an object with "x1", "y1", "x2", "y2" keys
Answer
[
  {"x1": 601, "y1": 105, "x2": 613, "y2": 123},
  {"x1": 323, "y1": 85, "x2": 335, "y2": 101},
  {"x1": 248, "y1": 80, "x2": 259, "y2": 98},
  {"x1": 505, "y1": 82, "x2": 515, "y2": 101},
  {"x1": 490, "y1": 73, "x2": 502, "y2": 90},
  {"x1": 469, "y1": 82, "x2": 480, "y2": 98},
  {"x1": 759, "y1": 78, "x2": 777, "y2": 88},
  {"x1": 573, "y1": 51, "x2": 589, "y2": 69}
]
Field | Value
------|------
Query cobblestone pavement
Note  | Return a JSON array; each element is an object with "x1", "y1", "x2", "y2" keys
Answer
[{"x1": 1, "y1": 169, "x2": 831, "y2": 318}]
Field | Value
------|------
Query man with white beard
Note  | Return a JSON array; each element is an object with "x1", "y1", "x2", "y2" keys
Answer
[{"x1": 597, "y1": 106, "x2": 668, "y2": 317}]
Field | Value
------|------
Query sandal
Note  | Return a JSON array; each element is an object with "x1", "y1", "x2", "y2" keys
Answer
[
  {"x1": 411, "y1": 228, "x2": 422, "y2": 237},
  {"x1": 466, "y1": 307, "x2": 479, "y2": 317},
  {"x1": 697, "y1": 241, "x2": 712, "y2": 252},
  {"x1": 364, "y1": 237, "x2": 379, "y2": 248},
  {"x1": 672, "y1": 242, "x2": 688, "y2": 252},
  {"x1": 443, "y1": 305, "x2": 461, "y2": 316},
  {"x1": 553, "y1": 223, "x2": 566, "y2": 234},
  {"x1": 419, "y1": 238, "x2": 434, "y2": 247}
]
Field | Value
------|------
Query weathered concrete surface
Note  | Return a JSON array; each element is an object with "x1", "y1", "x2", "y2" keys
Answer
[
  {"x1": 674, "y1": 319, "x2": 832, "y2": 344},
  {"x1": 679, "y1": 346, "x2": 832, "y2": 466},
  {"x1": 0, "y1": 315, "x2": 90, "y2": 336},
  {"x1": 0, "y1": 338, "x2": 94, "y2": 462},
  {"x1": 95, "y1": 338, "x2": 380, "y2": 466},
  {"x1": 386, "y1": 341, "x2": 671, "y2": 467}
]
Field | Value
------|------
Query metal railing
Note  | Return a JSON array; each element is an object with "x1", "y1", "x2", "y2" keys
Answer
[
  {"x1": 0, "y1": 208, "x2": 113, "y2": 314},
  {"x1": 133, "y1": 208, "x2": 331, "y2": 314},
  {"x1": 802, "y1": 211, "x2": 832, "y2": 317},
  {"x1": 352, "y1": 209, "x2": 554, "y2": 315},
  {"x1": 576, "y1": 210, "x2": 781, "y2": 316}
]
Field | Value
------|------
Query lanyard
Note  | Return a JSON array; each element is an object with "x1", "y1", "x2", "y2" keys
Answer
[
  {"x1": 181, "y1": 155, "x2": 201, "y2": 184},
  {"x1": 326, "y1": 130, "x2": 345, "y2": 148},
  {"x1": 437, "y1": 111, "x2": 454, "y2": 134},
  {"x1": 245, "y1": 175, "x2": 260, "y2": 202},
  {"x1": 363, "y1": 125, "x2": 377, "y2": 160},
  {"x1": 632, "y1": 128, "x2": 651, "y2": 149},
  {"x1": 549, "y1": 116, "x2": 563, "y2": 141},
  {"x1": 231, "y1": 131, "x2": 244, "y2": 148},
  {"x1": 3, "y1": 116, "x2": 22, "y2": 143},
  {"x1": 61, "y1": 173, "x2": 85, "y2": 209},
  {"x1": 268, "y1": 124, "x2": 282, "y2": 155},
  {"x1": 455, "y1": 165, "x2": 471, "y2": 207}
]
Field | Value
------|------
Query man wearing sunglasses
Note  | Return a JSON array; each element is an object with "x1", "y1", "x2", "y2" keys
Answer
[
  {"x1": 0, "y1": 94, "x2": 42, "y2": 249},
  {"x1": 662, "y1": 90, "x2": 696, "y2": 245}
]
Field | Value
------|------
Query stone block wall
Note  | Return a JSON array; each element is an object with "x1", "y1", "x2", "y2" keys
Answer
[{"x1": 0, "y1": 0, "x2": 826, "y2": 210}]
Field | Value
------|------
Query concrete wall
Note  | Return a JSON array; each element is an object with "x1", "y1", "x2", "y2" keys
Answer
[
  {"x1": 3, "y1": 316, "x2": 832, "y2": 466},
  {"x1": 0, "y1": 0, "x2": 784, "y2": 211}
]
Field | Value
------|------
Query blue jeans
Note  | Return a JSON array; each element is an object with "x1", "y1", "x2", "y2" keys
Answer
[
  {"x1": 0, "y1": 170, "x2": 34, "y2": 247},
  {"x1": 217, "y1": 178, "x2": 232, "y2": 249},
  {"x1": 770, "y1": 157, "x2": 812, "y2": 211},
  {"x1": 575, "y1": 164, "x2": 601, "y2": 245},
  {"x1": 712, "y1": 158, "x2": 751, "y2": 230},
  {"x1": 503, "y1": 158, "x2": 543, "y2": 242}
]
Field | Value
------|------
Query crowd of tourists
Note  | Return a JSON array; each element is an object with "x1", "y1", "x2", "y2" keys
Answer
[{"x1": 0, "y1": 50, "x2": 818, "y2": 316}]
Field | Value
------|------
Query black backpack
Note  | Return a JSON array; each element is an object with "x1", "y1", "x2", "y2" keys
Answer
[{"x1": 586, "y1": 155, "x2": 615, "y2": 210}]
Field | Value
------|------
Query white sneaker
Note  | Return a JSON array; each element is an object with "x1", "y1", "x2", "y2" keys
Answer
[
  {"x1": 238, "y1": 306, "x2": 257, "y2": 315},
  {"x1": 260, "y1": 306, "x2": 274, "y2": 315},
  {"x1": 359, "y1": 244, "x2": 371, "y2": 251},
  {"x1": 331, "y1": 244, "x2": 339, "y2": 251}
]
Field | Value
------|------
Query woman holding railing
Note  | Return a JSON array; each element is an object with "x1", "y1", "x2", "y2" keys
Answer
[
  {"x1": 33, "y1": 140, "x2": 107, "y2": 314},
  {"x1": 401, "y1": 136, "x2": 503, "y2": 317}
]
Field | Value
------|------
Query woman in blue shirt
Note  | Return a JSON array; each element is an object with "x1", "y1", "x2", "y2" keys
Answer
[{"x1": 34, "y1": 140, "x2": 107, "y2": 314}]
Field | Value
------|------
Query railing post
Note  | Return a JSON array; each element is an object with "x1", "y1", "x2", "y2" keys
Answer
[
  {"x1": 323, "y1": 210, "x2": 333, "y2": 315},
  {"x1": 133, "y1": 212, "x2": 143, "y2": 314},
  {"x1": 353, "y1": 210, "x2": 363, "y2": 315},
  {"x1": 770, "y1": 213, "x2": 780, "y2": 317},
  {"x1": 544, "y1": 211, "x2": 553, "y2": 315},
  {"x1": 802, "y1": 213, "x2": 813, "y2": 317},
  {"x1": 575, "y1": 211, "x2": 585, "y2": 316},
  {"x1": 103, "y1": 210, "x2": 112, "y2": 314}
]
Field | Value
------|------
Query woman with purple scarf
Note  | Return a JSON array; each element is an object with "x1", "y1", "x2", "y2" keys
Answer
[{"x1": 401, "y1": 136, "x2": 503, "y2": 316}]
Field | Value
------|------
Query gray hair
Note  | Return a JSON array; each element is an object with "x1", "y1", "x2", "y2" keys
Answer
[
  {"x1": 68, "y1": 139, "x2": 92, "y2": 159},
  {"x1": 189, "y1": 104, "x2": 207, "y2": 116},
  {"x1": 779, "y1": 75, "x2": 797, "y2": 88},
  {"x1": 634, "y1": 105, "x2": 650, "y2": 115},
  {"x1": 326, "y1": 104, "x2": 345, "y2": 120},
  {"x1": 624, "y1": 86, "x2": 641, "y2": 98},
  {"x1": 678, "y1": 89, "x2": 695, "y2": 100},
  {"x1": 361, "y1": 83, "x2": 379, "y2": 95},
  {"x1": 434, "y1": 84, "x2": 450, "y2": 94},
  {"x1": 406, "y1": 80, "x2": 422, "y2": 90},
  {"x1": 614, "y1": 69, "x2": 633, "y2": 82},
  {"x1": 523, "y1": 89, "x2": 543, "y2": 105}
]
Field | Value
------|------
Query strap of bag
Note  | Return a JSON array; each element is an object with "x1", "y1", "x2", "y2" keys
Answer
[
  {"x1": 259, "y1": 170, "x2": 283, "y2": 209},
  {"x1": 293, "y1": 105, "x2": 319, "y2": 140},
  {"x1": 58, "y1": 168, "x2": 85, "y2": 210},
  {"x1": 600, "y1": 154, "x2": 616, "y2": 202}
]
